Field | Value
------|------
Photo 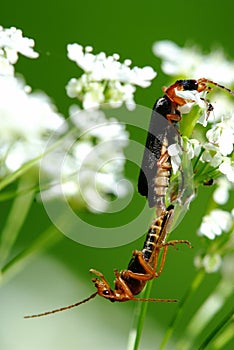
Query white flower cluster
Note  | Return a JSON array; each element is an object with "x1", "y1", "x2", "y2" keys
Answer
[
  {"x1": 198, "y1": 209, "x2": 233, "y2": 240},
  {"x1": 185, "y1": 114, "x2": 234, "y2": 187},
  {"x1": 196, "y1": 208, "x2": 234, "y2": 272},
  {"x1": 213, "y1": 177, "x2": 232, "y2": 205},
  {"x1": 206, "y1": 117, "x2": 234, "y2": 157},
  {"x1": 66, "y1": 43, "x2": 156, "y2": 110},
  {"x1": 153, "y1": 40, "x2": 234, "y2": 85},
  {"x1": 0, "y1": 26, "x2": 64, "y2": 176},
  {"x1": 201, "y1": 116, "x2": 234, "y2": 186},
  {"x1": 0, "y1": 26, "x2": 132, "y2": 213},
  {"x1": 0, "y1": 26, "x2": 38, "y2": 76},
  {"x1": 42, "y1": 107, "x2": 129, "y2": 212},
  {"x1": 0, "y1": 75, "x2": 65, "y2": 174}
]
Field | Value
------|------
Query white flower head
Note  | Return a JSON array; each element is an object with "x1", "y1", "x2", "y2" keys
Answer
[
  {"x1": 69, "y1": 105, "x2": 129, "y2": 143},
  {"x1": 198, "y1": 209, "x2": 233, "y2": 240},
  {"x1": 213, "y1": 177, "x2": 232, "y2": 205},
  {"x1": 153, "y1": 40, "x2": 202, "y2": 77},
  {"x1": 208, "y1": 94, "x2": 234, "y2": 123},
  {"x1": 67, "y1": 43, "x2": 156, "y2": 110},
  {"x1": 0, "y1": 26, "x2": 39, "y2": 65},
  {"x1": 153, "y1": 40, "x2": 234, "y2": 85},
  {"x1": 185, "y1": 138, "x2": 201, "y2": 160},
  {"x1": 42, "y1": 107, "x2": 130, "y2": 213},
  {"x1": 0, "y1": 75, "x2": 65, "y2": 173}
]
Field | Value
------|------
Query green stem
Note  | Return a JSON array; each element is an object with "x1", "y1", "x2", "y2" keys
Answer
[
  {"x1": 0, "y1": 185, "x2": 37, "y2": 202},
  {"x1": 176, "y1": 276, "x2": 234, "y2": 350},
  {"x1": 192, "y1": 148, "x2": 204, "y2": 170},
  {"x1": 0, "y1": 154, "x2": 43, "y2": 192},
  {"x1": 211, "y1": 316, "x2": 234, "y2": 349},
  {"x1": 0, "y1": 175, "x2": 36, "y2": 266},
  {"x1": 0, "y1": 225, "x2": 63, "y2": 286},
  {"x1": 180, "y1": 105, "x2": 202, "y2": 138},
  {"x1": 159, "y1": 269, "x2": 205, "y2": 350},
  {"x1": 198, "y1": 307, "x2": 234, "y2": 350}
]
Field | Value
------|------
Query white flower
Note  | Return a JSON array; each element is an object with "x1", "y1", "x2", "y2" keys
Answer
[
  {"x1": 185, "y1": 138, "x2": 201, "y2": 160},
  {"x1": 66, "y1": 77, "x2": 83, "y2": 97},
  {"x1": 153, "y1": 40, "x2": 234, "y2": 85},
  {"x1": 206, "y1": 116, "x2": 234, "y2": 156},
  {"x1": 153, "y1": 40, "x2": 202, "y2": 77},
  {"x1": 208, "y1": 93, "x2": 234, "y2": 123},
  {"x1": 0, "y1": 26, "x2": 38, "y2": 64},
  {"x1": 198, "y1": 111, "x2": 209, "y2": 127},
  {"x1": 213, "y1": 177, "x2": 232, "y2": 204},
  {"x1": 198, "y1": 209, "x2": 233, "y2": 240},
  {"x1": 41, "y1": 108, "x2": 129, "y2": 213},
  {"x1": 82, "y1": 82, "x2": 105, "y2": 110},
  {"x1": 69, "y1": 105, "x2": 129, "y2": 143},
  {"x1": 0, "y1": 56, "x2": 14, "y2": 75},
  {"x1": 219, "y1": 158, "x2": 234, "y2": 182},
  {"x1": 67, "y1": 43, "x2": 156, "y2": 110},
  {"x1": 129, "y1": 66, "x2": 157, "y2": 87},
  {"x1": 0, "y1": 75, "x2": 65, "y2": 173},
  {"x1": 173, "y1": 87, "x2": 210, "y2": 127},
  {"x1": 176, "y1": 88, "x2": 207, "y2": 109},
  {"x1": 70, "y1": 107, "x2": 129, "y2": 149},
  {"x1": 201, "y1": 144, "x2": 223, "y2": 168},
  {"x1": 168, "y1": 143, "x2": 182, "y2": 173},
  {"x1": 67, "y1": 43, "x2": 92, "y2": 70}
]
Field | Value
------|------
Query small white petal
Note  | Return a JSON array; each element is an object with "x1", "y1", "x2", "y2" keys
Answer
[
  {"x1": 213, "y1": 178, "x2": 230, "y2": 204},
  {"x1": 219, "y1": 160, "x2": 234, "y2": 182},
  {"x1": 168, "y1": 143, "x2": 182, "y2": 173},
  {"x1": 124, "y1": 59, "x2": 131, "y2": 66},
  {"x1": 85, "y1": 45, "x2": 93, "y2": 53}
]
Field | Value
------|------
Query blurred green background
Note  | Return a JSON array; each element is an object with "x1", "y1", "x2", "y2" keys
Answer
[{"x1": 0, "y1": 1, "x2": 234, "y2": 349}]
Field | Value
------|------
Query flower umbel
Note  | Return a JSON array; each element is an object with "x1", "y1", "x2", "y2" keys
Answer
[
  {"x1": 66, "y1": 43, "x2": 156, "y2": 110},
  {"x1": 195, "y1": 208, "x2": 234, "y2": 274},
  {"x1": 198, "y1": 209, "x2": 233, "y2": 240},
  {"x1": 40, "y1": 107, "x2": 129, "y2": 213},
  {"x1": 0, "y1": 26, "x2": 38, "y2": 76},
  {"x1": 0, "y1": 27, "x2": 134, "y2": 214},
  {"x1": 0, "y1": 75, "x2": 65, "y2": 175},
  {"x1": 153, "y1": 40, "x2": 234, "y2": 85}
]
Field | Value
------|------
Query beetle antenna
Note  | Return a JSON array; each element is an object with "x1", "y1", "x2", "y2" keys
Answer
[
  {"x1": 198, "y1": 78, "x2": 234, "y2": 96},
  {"x1": 24, "y1": 292, "x2": 98, "y2": 319}
]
